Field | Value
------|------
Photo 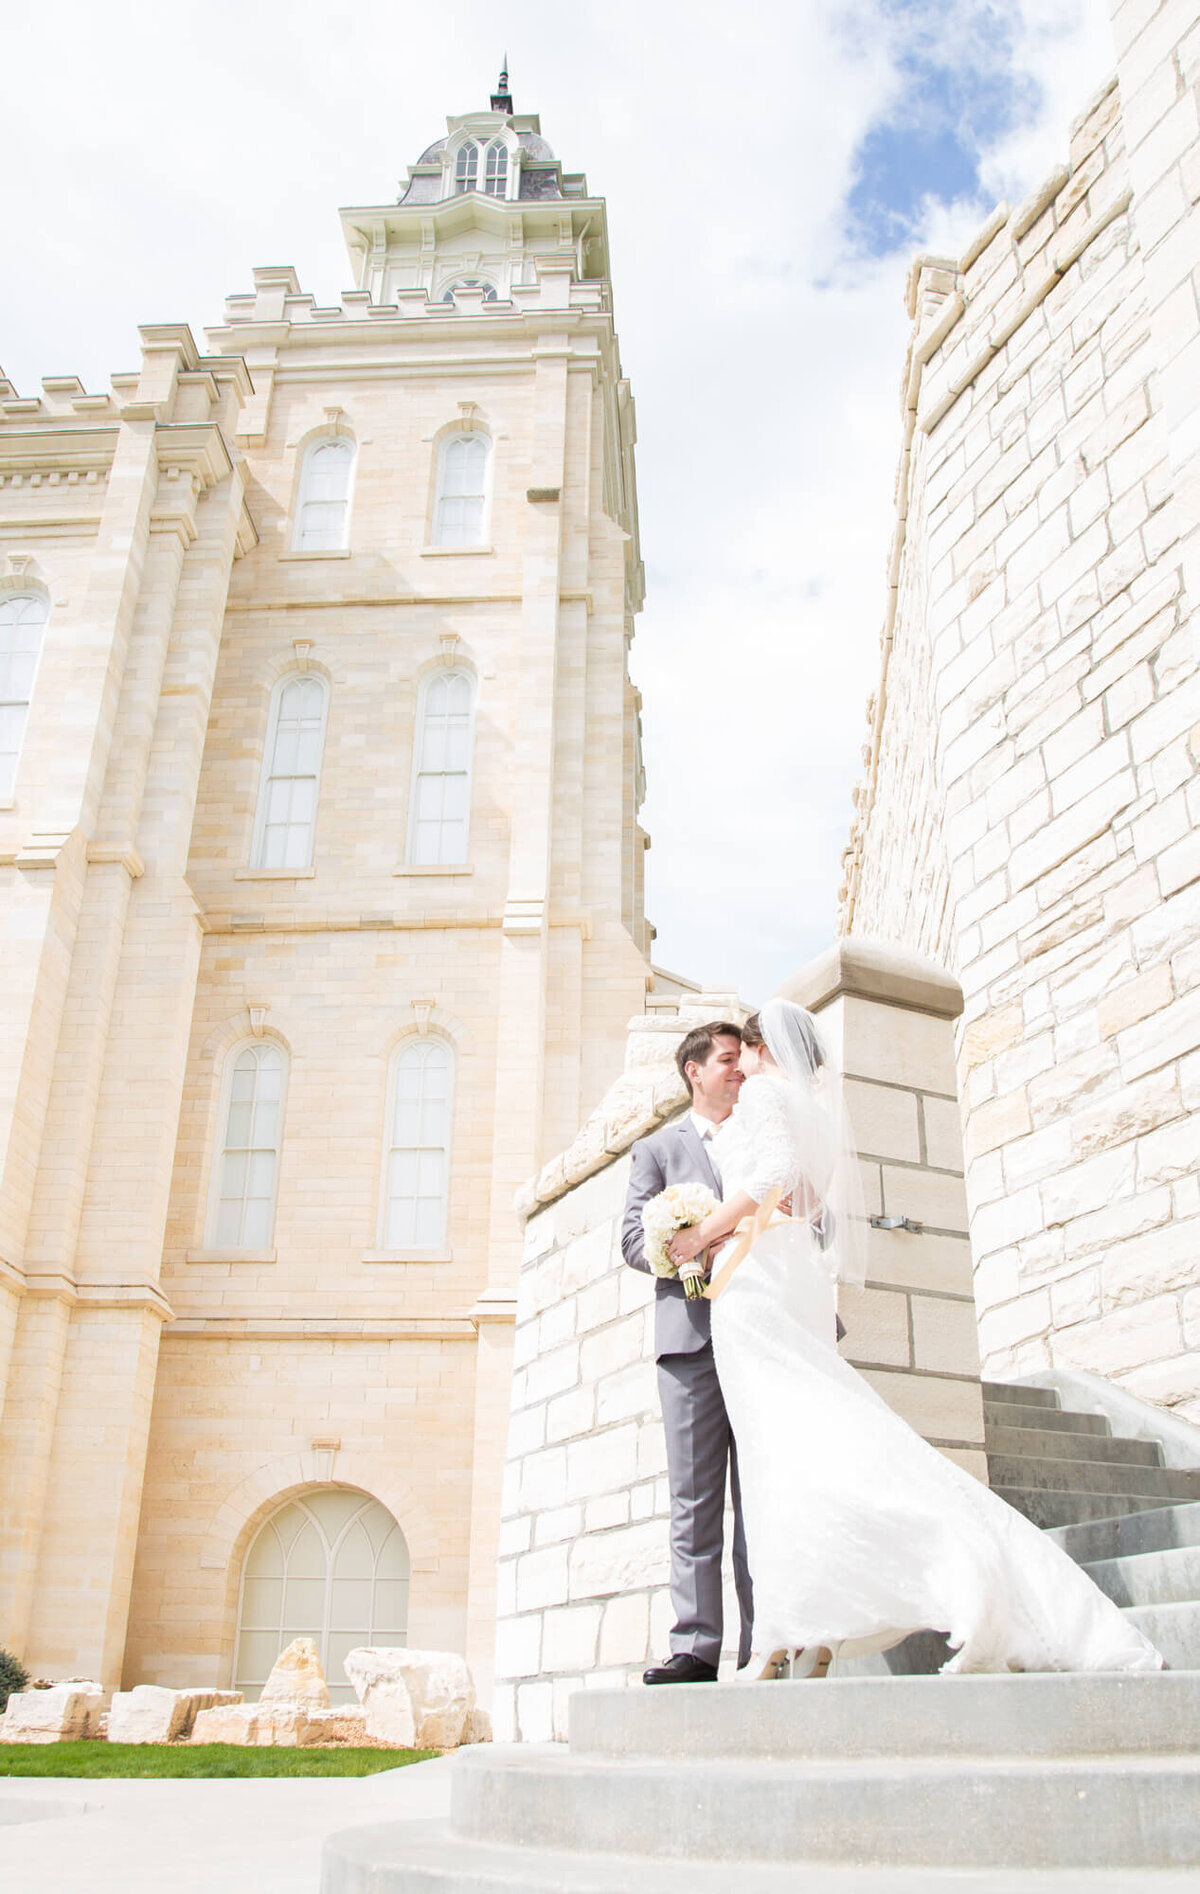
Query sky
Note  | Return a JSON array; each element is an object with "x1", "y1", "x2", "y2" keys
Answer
[{"x1": 1, "y1": 0, "x2": 1116, "y2": 1003}]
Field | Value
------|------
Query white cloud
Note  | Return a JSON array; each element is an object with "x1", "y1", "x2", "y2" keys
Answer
[{"x1": 0, "y1": 0, "x2": 1115, "y2": 1004}]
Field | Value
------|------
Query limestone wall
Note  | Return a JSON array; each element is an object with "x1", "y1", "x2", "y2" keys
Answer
[
  {"x1": 493, "y1": 943, "x2": 982, "y2": 1743},
  {"x1": 842, "y1": 18, "x2": 1200, "y2": 1419}
]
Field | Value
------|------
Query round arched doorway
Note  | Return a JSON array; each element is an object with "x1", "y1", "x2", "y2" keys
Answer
[{"x1": 233, "y1": 1488, "x2": 410, "y2": 1703}]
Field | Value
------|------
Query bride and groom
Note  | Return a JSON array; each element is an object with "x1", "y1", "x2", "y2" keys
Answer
[{"x1": 621, "y1": 1002, "x2": 1162, "y2": 1684}]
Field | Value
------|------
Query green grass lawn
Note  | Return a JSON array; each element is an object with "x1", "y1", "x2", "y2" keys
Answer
[{"x1": 0, "y1": 1741, "x2": 437, "y2": 1778}]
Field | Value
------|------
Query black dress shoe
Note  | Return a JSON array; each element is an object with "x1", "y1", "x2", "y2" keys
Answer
[{"x1": 642, "y1": 1653, "x2": 719, "y2": 1685}]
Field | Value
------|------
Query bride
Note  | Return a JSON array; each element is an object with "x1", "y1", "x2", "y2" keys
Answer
[{"x1": 666, "y1": 998, "x2": 1162, "y2": 1679}]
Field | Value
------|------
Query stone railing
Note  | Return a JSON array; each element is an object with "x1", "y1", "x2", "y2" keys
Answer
[{"x1": 492, "y1": 942, "x2": 982, "y2": 1742}]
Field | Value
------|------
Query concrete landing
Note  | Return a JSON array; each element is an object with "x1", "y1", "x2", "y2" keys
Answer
[{"x1": 0, "y1": 1756, "x2": 452, "y2": 1894}]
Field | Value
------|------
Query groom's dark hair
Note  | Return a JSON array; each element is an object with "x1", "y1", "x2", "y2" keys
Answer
[{"x1": 675, "y1": 1020, "x2": 743, "y2": 1096}]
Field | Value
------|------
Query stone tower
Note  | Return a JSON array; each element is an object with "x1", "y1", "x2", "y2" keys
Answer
[{"x1": 0, "y1": 71, "x2": 650, "y2": 1701}]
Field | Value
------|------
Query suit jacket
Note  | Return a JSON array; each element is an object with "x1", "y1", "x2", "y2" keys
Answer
[{"x1": 621, "y1": 1116, "x2": 722, "y2": 1359}]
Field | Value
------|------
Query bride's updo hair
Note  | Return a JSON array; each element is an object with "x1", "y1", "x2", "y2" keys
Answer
[{"x1": 744, "y1": 1006, "x2": 826, "y2": 1070}]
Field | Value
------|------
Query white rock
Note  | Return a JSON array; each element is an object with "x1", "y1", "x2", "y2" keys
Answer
[
  {"x1": 344, "y1": 1647, "x2": 475, "y2": 1749},
  {"x1": 107, "y1": 1685, "x2": 242, "y2": 1744},
  {"x1": 259, "y1": 1636, "x2": 331, "y2": 1709},
  {"x1": 190, "y1": 1701, "x2": 315, "y2": 1747},
  {"x1": 0, "y1": 1683, "x2": 105, "y2": 1743},
  {"x1": 463, "y1": 1706, "x2": 492, "y2": 1744}
]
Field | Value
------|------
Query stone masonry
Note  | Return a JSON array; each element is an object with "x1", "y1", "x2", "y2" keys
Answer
[
  {"x1": 493, "y1": 940, "x2": 983, "y2": 1742},
  {"x1": 0, "y1": 85, "x2": 652, "y2": 1707},
  {"x1": 842, "y1": 3, "x2": 1200, "y2": 1419}
]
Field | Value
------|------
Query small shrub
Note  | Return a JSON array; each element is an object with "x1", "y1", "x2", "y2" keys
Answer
[{"x1": 0, "y1": 1648, "x2": 29, "y2": 1713}]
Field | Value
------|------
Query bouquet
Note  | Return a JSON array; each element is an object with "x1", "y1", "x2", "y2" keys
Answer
[{"x1": 642, "y1": 1183, "x2": 720, "y2": 1301}]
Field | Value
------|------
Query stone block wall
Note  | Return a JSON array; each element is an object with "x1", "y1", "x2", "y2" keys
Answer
[
  {"x1": 492, "y1": 942, "x2": 982, "y2": 1742},
  {"x1": 841, "y1": 14, "x2": 1200, "y2": 1419}
]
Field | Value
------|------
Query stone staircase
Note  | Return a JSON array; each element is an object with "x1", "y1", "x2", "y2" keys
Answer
[
  {"x1": 984, "y1": 1378, "x2": 1200, "y2": 1672},
  {"x1": 322, "y1": 1673, "x2": 1200, "y2": 1889},
  {"x1": 322, "y1": 1381, "x2": 1200, "y2": 1888}
]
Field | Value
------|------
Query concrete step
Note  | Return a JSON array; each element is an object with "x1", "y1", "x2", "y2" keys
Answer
[
  {"x1": 983, "y1": 1401, "x2": 1113, "y2": 1437},
  {"x1": 1045, "y1": 1500, "x2": 1200, "y2": 1565},
  {"x1": 569, "y1": 1673, "x2": 1200, "y2": 1760},
  {"x1": 1124, "y1": 1601, "x2": 1200, "y2": 1671},
  {"x1": 450, "y1": 1745, "x2": 1200, "y2": 1870},
  {"x1": 321, "y1": 1817, "x2": 1200, "y2": 1893},
  {"x1": 1084, "y1": 1544, "x2": 1200, "y2": 1608},
  {"x1": 993, "y1": 1487, "x2": 1181, "y2": 1530},
  {"x1": 987, "y1": 1456, "x2": 1200, "y2": 1501},
  {"x1": 982, "y1": 1382, "x2": 1060, "y2": 1408},
  {"x1": 985, "y1": 1424, "x2": 1163, "y2": 1467}
]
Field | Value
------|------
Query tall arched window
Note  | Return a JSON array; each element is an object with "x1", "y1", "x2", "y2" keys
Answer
[
  {"x1": 0, "y1": 592, "x2": 49, "y2": 801},
  {"x1": 235, "y1": 1490, "x2": 410, "y2": 1704},
  {"x1": 484, "y1": 140, "x2": 508, "y2": 196},
  {"x1": 382, "y1": 1037, "x2": 454, "y2": 1250},
  {"x1": 252, "y1": 674, "x2": 329, "y2": 870},
  {"x1": 432, "y1": 433, "x2": 490, "y2": 548},
  {"x1": 294, "y1": 438, "x2": 354, "y2": 551},
  {"x1": 208, "y1": 1041, "x2": 287, "y2": 1249},
  {"x1": 454, "y1": 141, "x2": 479, "y2": 194},
  {"x1": 408, "y1": 669, "x2": 475, "y2": 866}
]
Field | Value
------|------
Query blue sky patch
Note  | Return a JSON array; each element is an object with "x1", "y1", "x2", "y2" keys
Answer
[{"x1": 845, "y1": 1, "x2": 1040, "y2": 256}]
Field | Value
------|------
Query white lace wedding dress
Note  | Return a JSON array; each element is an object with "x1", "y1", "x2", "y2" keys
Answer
[{"x1": 710, "y1": 1072, "x2": 1162, "y2": 1673}]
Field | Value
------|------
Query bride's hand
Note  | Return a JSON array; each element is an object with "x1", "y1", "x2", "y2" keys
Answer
[{"x1": 668, "y1": 1222, "x2": 708, "y2": 1267}]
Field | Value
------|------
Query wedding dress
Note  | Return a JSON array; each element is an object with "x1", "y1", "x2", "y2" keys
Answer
[{"x1": 709, "y1": 1011, "x2": 1162, "y2": 1675}]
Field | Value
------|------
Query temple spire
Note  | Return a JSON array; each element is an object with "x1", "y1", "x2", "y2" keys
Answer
[{"x1": 490, "y1": 57, "x2": 513, "y2": 115}]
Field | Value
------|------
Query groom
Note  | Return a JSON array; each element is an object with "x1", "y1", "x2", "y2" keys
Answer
[{"x1": 621, "y1": 1021, "x2": 753, "y2": 1683}]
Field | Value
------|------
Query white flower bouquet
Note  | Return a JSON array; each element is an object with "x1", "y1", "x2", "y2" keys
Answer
[{"x1": 642, "y1": 1183, "x2": 720, "y2": 1301}]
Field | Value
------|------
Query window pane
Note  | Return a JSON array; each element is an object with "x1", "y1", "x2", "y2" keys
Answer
[
  {"x1": 253, "y1": 674, "x2": 327, "y2": 870},
  {"x1": 240, "y1": 1576, "x2": 283, "y2": 1628},
  {"x1": 0, "y1": 593, "x2": 48, "y2": 797},
  {"x1": 296, "y1": 441, "x2": 352, "y2": 551}
]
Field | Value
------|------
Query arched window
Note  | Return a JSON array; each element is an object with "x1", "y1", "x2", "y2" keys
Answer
[
  {"x1": 382, "y1": 1037, "x2": 454, "y2": 1250},
  {"x1": 432, "y1": 433, "x2": 490, "y2": 548},
  {"x1": 208, "y1": 1041, "x2": 287, "y2": 1249},
  {"x1": 234, "y1": 1490, "x2": 410, "y2": 1704},
  {"x1": 408, "y1": 669, "x2": 475, "y2": 866},
  {"x1": 440, "y1": 278, "x2": 498, "y2": 304},
  {"x1": 454, "y1": 141, "x2": 479, "y2": 194},
  {"x1": 252, "y1": 674, "x2": 329, "y2": 870},
  {"x1": 484, "y1": 140, "x2": 508, "y2": 196},
  {"x1": 294, "y1": 438, "x2": 354, "y2": 551},
  {"x1": 0, "y1": 592, "x2": 48, "y2": 801}
]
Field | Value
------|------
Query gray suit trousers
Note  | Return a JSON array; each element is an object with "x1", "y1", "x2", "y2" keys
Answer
[{"x1": 657, "y1": 1342, "x2": 754, "y2": 1669}]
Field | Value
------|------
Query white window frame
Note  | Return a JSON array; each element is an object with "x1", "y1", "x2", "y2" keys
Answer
[
  {"x1": 233, "y1": 1490, "x2": 410, "y2": 1704},
  {"x1": 204, "y1": 1038, "x2": 289, "y2": 1252},
  {"x1": 292, "y1": 437, "x2": 355, "y2": 552},
  {"x1": 483, "y1": 139, "x2": 509, "y2": 197},
  {"x1": 431, "y1": 431, "x2": 492, "y2": 549},
  {"x1": 453, "y1": 140, "x2": 479, "y2": 195},
  {"x1": 0, "y1": 590, "x2": 49, "y2": 803},
  {"x1": 250, "y1": 672, "x2": 330, "y2": 871},
  {"x1": 406, "y1": 667, "x2": 476, "y2": 867},
  {"x1": 378, "y1": 1035, "x2": 455, "y2": 1253}
]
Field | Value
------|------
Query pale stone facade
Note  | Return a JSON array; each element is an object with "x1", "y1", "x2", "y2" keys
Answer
[
  {"x1": 842, "y1": 3, "x2": 1200, "y2": 1416},
  {"x1": 494, "y1": 942, "x2": 982, "y2": 1742},
  {"x1": 0, "y1": 84, "x2": 652, "y2": 1702}
]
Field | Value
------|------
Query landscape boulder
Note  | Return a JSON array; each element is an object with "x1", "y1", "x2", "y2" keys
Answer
[
  {"x1": 107, "y1": 1685, "x2": 242, "y2": 1744},
  {"x1": 259, "y1": 1636, "x2": 330, "y2": 1709},
  {"x1": 0, "y1": 1682, "x2": 105, "y2": 1743},
  {"x1": 344, "y1": 1647, "x2": 475, "y2": 1749}
]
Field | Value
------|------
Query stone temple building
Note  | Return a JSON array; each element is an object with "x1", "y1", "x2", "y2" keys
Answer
[
  {"x1": 842, "y1": 0, "x2": 1200, "y2": 1420},
  {"x1": 0, "y1": 72, "x2": 657, "y2": 1701}
]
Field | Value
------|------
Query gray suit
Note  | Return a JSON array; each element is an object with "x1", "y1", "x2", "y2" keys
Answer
[{"x1": 621, "y1": 1115, "x2": 753, "y2": 1669}]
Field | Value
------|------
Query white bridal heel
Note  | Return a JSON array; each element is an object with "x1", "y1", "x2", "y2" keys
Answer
[{"x1": 741, "y1": 1644, "x2": 835, "y2": 1682}]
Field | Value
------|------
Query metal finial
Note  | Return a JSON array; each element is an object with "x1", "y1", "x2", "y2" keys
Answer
[{"x1": 490, "y1": 56, "x2": 513, "y2": 114}]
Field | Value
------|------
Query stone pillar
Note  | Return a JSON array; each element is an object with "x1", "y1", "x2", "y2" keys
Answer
[
  {"x1": 779, "y1": 940, "x2": 984, "y2": 1476},
  {"x1": 491, "y1": 945, "x2": 982, "y2": 1741},
  {"x1": 466, "y1": 336, "x2": 570, "y2": 1695}
]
